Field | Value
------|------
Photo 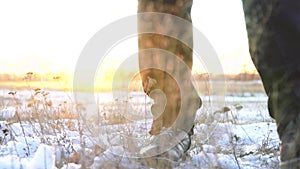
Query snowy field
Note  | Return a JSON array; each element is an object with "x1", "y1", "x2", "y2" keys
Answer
[{"x1": 0, "y1": 88, "x2": 280, "y2": 168}]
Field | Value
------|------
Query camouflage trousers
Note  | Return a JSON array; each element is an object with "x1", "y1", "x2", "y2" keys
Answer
[
  {"x1": 243, "y1": 0, "x2": 300, "y2": 165},
  {"x1": 138, "y1": 0, "x2": 300, "y2": 164},
  {"x1": 138, "y1": 0, "x2": 200, "y2": 135}
]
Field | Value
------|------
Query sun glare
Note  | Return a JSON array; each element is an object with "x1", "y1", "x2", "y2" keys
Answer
[{"x1": 0, "y1": 0, "x2": 258, "y2": 91}]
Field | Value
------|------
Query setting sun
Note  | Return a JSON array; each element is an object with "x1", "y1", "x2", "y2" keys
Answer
[{"x1": 0, "y1": 0, "x2": 257, "y2": 91}]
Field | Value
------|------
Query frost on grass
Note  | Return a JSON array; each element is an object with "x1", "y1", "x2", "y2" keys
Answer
[{"x1": 0, "y1": 89, "x2": 280, "y2": 169}]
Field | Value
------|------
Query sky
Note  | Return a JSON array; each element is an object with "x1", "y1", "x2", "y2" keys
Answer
[{"x1": 0, "y1": 0, "x2": 256, "y2": 75}]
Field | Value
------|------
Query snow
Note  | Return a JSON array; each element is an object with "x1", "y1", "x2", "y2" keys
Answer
[
  {"x1": 0, "y1": 155, "x2": 22, "y2": 169},
  {"x1": 191, "y1": 152, "x2": 238, "y2": 168},
  {"x1": 0, "y1": 107, "x2": 16, "y2": 119},
  {"x1": 29, "y1": 144, "x2": 55, "y2": 169},
  {"x1": 0, "y1": 144, "x2": 53, "y2": 169},
  {"x1": 0, "y1": 89, "x2": 280, "y2": 168}
]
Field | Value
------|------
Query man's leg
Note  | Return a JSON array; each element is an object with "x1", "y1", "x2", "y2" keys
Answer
[
  {"x1": 138, "y1": 0, "x2": 201, "y2": 136},
  {"x1": 242, "y1": 0, "x2": 300, "y2": 167}
]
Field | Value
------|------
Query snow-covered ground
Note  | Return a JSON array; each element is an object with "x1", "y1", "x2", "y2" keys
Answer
[{"x1": 0, "y1": 89, "x2": 279, "y2": 168}]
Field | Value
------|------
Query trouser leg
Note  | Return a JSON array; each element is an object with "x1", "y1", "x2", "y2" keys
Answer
[
  {"x1": 138, "y1": 0, "x2": 201, "y2": 135},
  {"x1": 242, "y1": 0, "x2": 300, "y2": 165}
]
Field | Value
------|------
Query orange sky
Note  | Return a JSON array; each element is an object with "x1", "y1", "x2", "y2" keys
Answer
[{"x1": 0, "y1": 0, "x2": 256, "y2": 76}]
